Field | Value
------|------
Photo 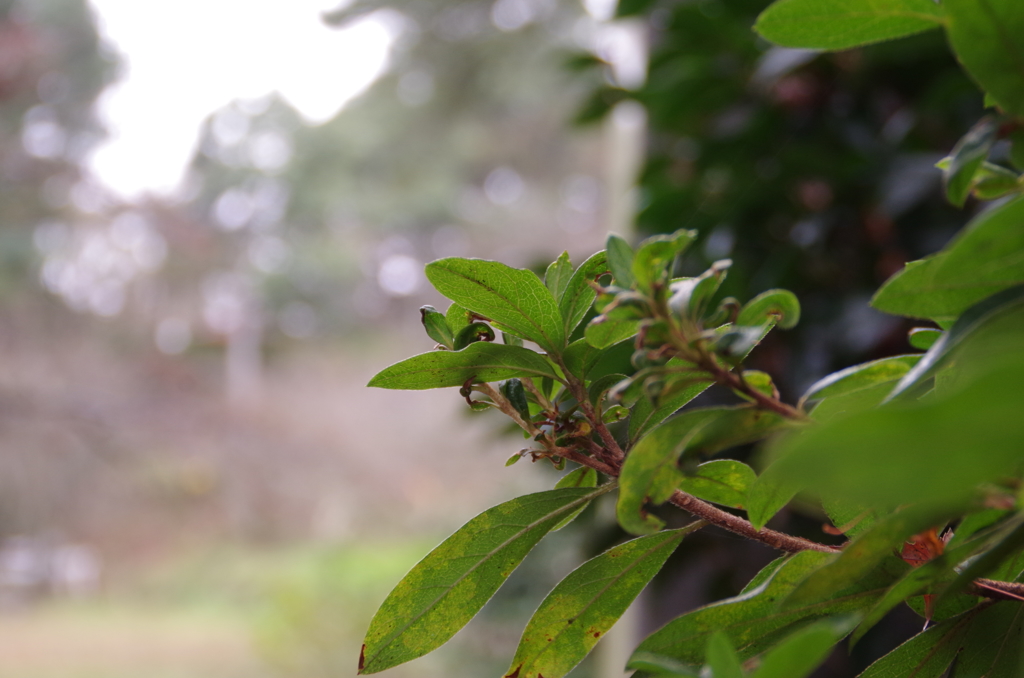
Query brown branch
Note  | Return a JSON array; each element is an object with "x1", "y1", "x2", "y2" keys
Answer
[
  {"x1": 552, "y1": 433, "x2": 842, "y2": 554},
  {"x1": 540, "y1": 346, "x2": 1024, "y2": 592},
  {"x1": 695, "y1": 354, "x2": 808, "y2": 421},
  {"x1": 475, "y1": 383, "x2": 543, "y2": 438},
  {"x1": 970, "y1": 578, "x2": 1024, "y2": 602},
  {"x1": 560, "y1": 370, "x2": 626, "y2": 464},
  {"x1": 513, "y1": 394, "x2": 1024, "y2": 599},
  {"x1": 520, "y1": 376, "x2": 555, "y2": 413},
  {"x1": 668, "y1": 489, "x2": 841, "y2": 553},
  {"x1": 558, "y1": 448, "x2": 619, "y2": 477},
  {"x1": 583, "y1": 399, "x2": 626, "y2": 463}
]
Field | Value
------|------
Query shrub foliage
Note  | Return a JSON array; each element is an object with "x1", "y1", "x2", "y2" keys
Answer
[{"x1": 361, "y1": 2, "x2": 1024, "y2": 676}]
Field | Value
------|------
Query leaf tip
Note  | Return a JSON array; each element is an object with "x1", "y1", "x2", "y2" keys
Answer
[{"x1": 358, "y1": 644, "x2": 366, "y2": 673}]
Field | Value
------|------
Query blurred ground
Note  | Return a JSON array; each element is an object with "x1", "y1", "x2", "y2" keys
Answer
[
  {"x1": 0, "y1": 604, "x2": 263, "y2": 678},
  {"x1": 0, "y1": 306, "x2": 567, "y2": 678}
]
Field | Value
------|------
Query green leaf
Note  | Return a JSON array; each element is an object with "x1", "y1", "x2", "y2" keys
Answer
[
  {"x1": 908, "y1": 327, "x2": 942, "y2": 350},
  {"x1": 607, "y1": 234, "x2": 636, "y2": 288},
  {"x1": 589, "y1": 372, "x2": 629, "y2": 407},
  {"x1": 745, "y1": 472, "x2": 802, "y2": 532},
  {"x1": 860, "y1": 603, "x2": 1024, "y2": 678},
  {"x1": 628, "y1": 379, "x2": 713, "y2": 445},
  {"x1": 799, "y1": 355, "x2": 921, "y2": 405},
  {"x1": 585, "y1": 317, "x2": 641, "y2": 349},
  {"x1": 632, "y1": 229, "x2": 697, "y2": 292},
  {"x1": 806, "y1": 380, "x2": 897, "y2": 423},
  {"x1": 453, "y1": 321, "x2": 496, "y2": 350},
  {"x1": 551, "y1": 467, "x2": 599, "y2": 532},
  {"x1": 677, "y1": 460, "x2": 757, "y2": 510},
  {"x1": 504, "y1": 332, "x2": 525, "y2": 347},
  {"x1": 871, "y1": 197, "x2": 1024, "y2": 322},
  {"x1": 618, "y1": 408, "x2": 787, "y2": 535},
  {"x1": 736, "y1": 290, "x2": 800, "y2": 329},
  {"x1": 604, "y1": 404, "x2": 630, "y2": 423},
  {"x1": 943, "y1": 115, "x2": 999, "y2": 208},
  {"x1": 948, "y1": 602, "x2": 1024, "y2": 676},
  {"x1": 501, "y1": 378, "x2": 531, "y2": 420},
  {"x1": 359, "y1": 485, "x2": 613, "y2": 673},
  {"x1": 618, "y1": 409, "x2": 727, "y2": 536},
  {"x1": 871, "y1": 257, "x2": 946, "y2": 321},
  {"x1": 754, "y1": 0, "x2": 944, "y2": 51},
  {"x1": 627, "y1": 321, "x2": 774, "y2": 446},
  {"x1": 545, "y1": 251, "x2": 574, "y2": 301},
  {"x1": 887, "y1": 283, "x2": 1024, "y2": 400},
  {"x1": 982, "y1": 529, "x2": 1024, "y2": 586},
  {"x1": 762, "y1": 356, "x2": 1024, "y2": 510},
  {"x1": 946, "y1": 509, "x2": 1012, "y2": 550},
  {"x1": 668, "y1": 261, "x2": 732, "y2": 322},
  {"x1": 419, "y1": 305, "x2": 454, "y2": 349},
  {"x1": 562, "y1": 338, "x2": 606, "y2": 380},
  {"x1": 750, "y1": 617, "x2": 856, "y2": 678},
  {"x1": 972, "y1": 161, "x2": 1023, "y2": 200},
  {"x1": 504, "y1": 524, "x2": 700, "y2": 678},
  {"x1": 445, "y1": 302, "x2": 472, "y2": 335},
  {"x1": 631, "y1": 551, "x2": 899, "y2": 669},
  {"x1": 857, "y1": 607, "x2": 975, "y2": 678},
  {"x1": 821, "y1": 498, "x2": 878, "y2": 540},
  {"x1": 560, "y1": 251, "x2": 609, "y2": 337},
  {"x1": 425, "y1": 258, "x2": 566, "y2": 353},
  {"x1": 740, "y1": 557, "x2": 788, "y2": 595},
  {"x1": 941, "y1": 517, "x2": 1024, "y2": 604},
  {"x1": 851, "y1": 536, "x2": 990, "y2": 646},
  {"x1": 944, "y1": 0, "x2": 1024, "y2": 118},
  {"x1": 739, "y1": 371, "x2": 775, "y2": 401},
  {"x1": 368, "y1": 342, "x2": 561, "y2": 390},
  {"x1": 782, "y1": 507, "x2": 941, "y2": 610},
  {"x1": 1011, "y1": 128, "x2": 1024, "y2": 170},
  {"x1": 705, "y1": 632, "x2": 744, "y2": 678},
  {"x1": 627, "y1": 652, "x2": 701, "y2": 677}
]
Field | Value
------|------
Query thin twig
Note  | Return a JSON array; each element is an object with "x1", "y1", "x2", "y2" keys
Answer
[
  {"x1": 970, "y1": 578, "x2": 1024, "y2": 602},
  {"x1": 517, "y1": 339, "x2": 1024, "y2": 600},
  {"x1": 560, "y1": 369, "x2": 626, "y2": 463},
  {"x1": 475, "y1": 383, "x2": 542, "y2": 438},
  {"x1": 695, "y1": 354, "x2": 808, "y2": 421},
  {"x1": 558, "y1": 448, "x2": 619, "y2": 477},
  {"x1": 556, "y1": 433, "x2": 841, "y2": 554},
  {"x1": 521, "y1": 376, "x2": 555, "y2": 413},
  {"x1": 668, "y1": 490, "x2": 840, "y2": 553},
  {"x1": 496, "y1": 384, "x2": 1024, "y2": 601}
]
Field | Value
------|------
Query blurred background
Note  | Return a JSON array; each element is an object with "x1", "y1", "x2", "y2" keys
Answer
[{"x1": 0, "y1": 0, "x2": 985, "y2": 676}]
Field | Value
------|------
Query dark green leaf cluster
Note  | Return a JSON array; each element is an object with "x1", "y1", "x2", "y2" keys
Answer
[{"x1": 359, "y1": 2, "x2": 1024, "y2": 677}]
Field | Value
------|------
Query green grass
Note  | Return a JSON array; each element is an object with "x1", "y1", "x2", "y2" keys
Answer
[{"x1": 0, "y1": 539, "x2": 441, "y2": 678}]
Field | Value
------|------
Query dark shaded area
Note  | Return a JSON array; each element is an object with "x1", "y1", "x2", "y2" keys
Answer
[
  {"x1": 580, "y1": 0, "x2": 982, "y2": 396},
  {"x1": 570, "y1": 1, "x2": 984, "y2": 674}
]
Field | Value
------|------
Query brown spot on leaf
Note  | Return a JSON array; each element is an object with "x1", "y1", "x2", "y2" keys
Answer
[
  {"x1": 593, "y1": 631, "x2": 602, "y2": 638},
  {"x1": 504, "y1": 665, "x2": 522, "y2": 678},
  {"x1": 358, "y1": 645, "x2": 366, "y2": 672}
]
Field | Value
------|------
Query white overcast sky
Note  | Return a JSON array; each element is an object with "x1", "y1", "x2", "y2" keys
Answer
[{"x1": 86, "y1": 0, "x2": 395, "y2": 200}]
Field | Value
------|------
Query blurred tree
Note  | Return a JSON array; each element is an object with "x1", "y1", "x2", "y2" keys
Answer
[
  {"x1": 172, "y1": 0, "x2": 613, "y2": 394},
  {"x1": 0, "y1": 0, "x2": 116, "y2": 294}
]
